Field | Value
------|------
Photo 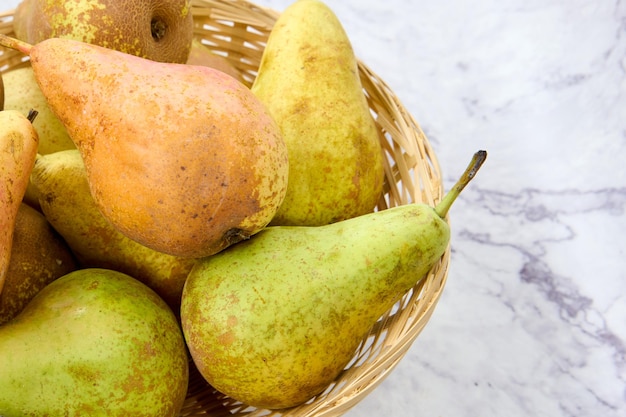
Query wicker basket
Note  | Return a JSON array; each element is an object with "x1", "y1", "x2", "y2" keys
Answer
[{"x1": 0, "y1": 1, "x2": 449, "y2": 416}]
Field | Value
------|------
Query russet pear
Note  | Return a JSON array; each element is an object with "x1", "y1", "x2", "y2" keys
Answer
[
  {"x1": 0, "y1": 34, "x2": 289, "y2": 259},
  {"x1": 0, "y1": 268, "x2": 189, "y2": 416},
  {"x1": 0, "y1": 109, "x2": 39, "y2": 296},
  {"x1": 14, "y1": 0, "x2": 193, "y2": 63},
  {"x1": 251, "y1": 0, "x2": 385, "y2": 226},
  {"x1": 181, "y1": 151, "x2": 487, "y2": 409},
  {"x1": 31, "y1": 149, "x2": 197, "y2": 312},
  {"x1": 0, "y1": 203, "x2": 77, "y2": 325}
]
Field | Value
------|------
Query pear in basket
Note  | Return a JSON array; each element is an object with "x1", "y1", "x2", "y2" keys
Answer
[
  {"x1": 2, "y1": 65, "x2": 76, "y2": 209},
  {"x1": 0, "y1": 33, "x2": 289, "y2": 259},
  {"x1": 0, "y1": 268, "x2": 189, "y2": 417},
  {"x1": 30, "y1": 149, "x2": 197, "y2": 312},
  {"x1": 14, "y1": 0, "x2": 193, "y2": 63},
  {"x1": 2, "y1": 65, "x2": 74, "y2": 155},
  {"x1": 0, "y1": 203, "x2": 77, "y2": 325},
  {"x1": 251, "y1": 0, "x2": 385, "y2": 226},
  {"x1": 181, "y1": 151, "x2": 487, "y2": 409},
  {"x1": 0, "y1": 110, "x2": 38, "y2": 297}
]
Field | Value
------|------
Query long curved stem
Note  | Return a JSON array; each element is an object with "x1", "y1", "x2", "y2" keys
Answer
[
  {"x1": 0, "y1": 33, "x2": 33, "y2": 56},
  {"x1": 434, "y1": 150, "x2": 487, "y2": 219}
]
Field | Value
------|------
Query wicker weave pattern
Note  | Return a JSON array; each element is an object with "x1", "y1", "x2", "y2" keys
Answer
[{"x1": 0, "y1": 1, "x2": 448, "y2": 416}]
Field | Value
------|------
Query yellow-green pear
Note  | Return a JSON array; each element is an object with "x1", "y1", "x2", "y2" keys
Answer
[
  {"x1": 0, "y1": 268, "x2": 189, "y2": 416},
  {"x1": 2, "y1": 65, "x2": 74, "y2": 210},
  {"x1": 2, "y1": 65, "x2": 74, "y2": 155},
  {"x1": 181, "y1": 151, "x2": 487, "y2": 409},
  {"x1": 0, "y1": 34, "x2": 289, "y2": 259},
  {"x1": 30, "y1": 149, "x2": 197, "y2": 312},
  {"x1": 14, "y1": 0, "x2": 193, "y2": 63},
  {"x1": 0, "y1": 109, "x2": 39, "y2": 296},
  {"x1": 251, "y1": 0, "x2": 385, "y2": 226},
  {"x1": 0, "y1": 203, "x2": 78, "y2": 325}
]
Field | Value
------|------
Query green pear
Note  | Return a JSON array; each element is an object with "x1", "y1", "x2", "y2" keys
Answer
[
  {"x1": 251, "y1": 0, "x2": 385, "y2": 226},
  {"x1": 181, "y1": 151, "x2": 487, "y2": 409},
  {"x1": 0, "y1": 268, "x2": 189, "y2": 416},
  {"x1": 0, "y1": 109, "x2": 39, "y2": 296},
  {"x1": 0, "y1": 34, "x2": 289, "y2": 259},
  {"x1": 14, "y1": 0, "x2": 194, "y2": 63},
  {"x1": 30, "y1": 149, "x2": 197, "y2": 312},
  {"x1": 2, "y1": 65, "x2": 74, "y2": 155}
]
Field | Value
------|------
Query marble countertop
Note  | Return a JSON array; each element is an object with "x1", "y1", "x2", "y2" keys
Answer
[
  {"x1": 258, "y1": 1, "x2": 626, "y2": 416},
  {"x1": 3, "y1": 0, "x2": 624, "y2": 416}
]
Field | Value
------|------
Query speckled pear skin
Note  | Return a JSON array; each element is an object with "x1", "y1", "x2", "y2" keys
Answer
[
  {"x1": 14, "y1": 0, "x2": 193, "y2": 63},
  {"x1": 25, "y1": 37, "x2": 289, "y2": 259},
  {"x1": 30, "y1": 150, "x2": 196, "y2": 312},
  {"x1": 0, "y1": 110, "x2": 39, "y2": 296},
  {"x1": 0, "y1": 268, "x2": 189, "y2": 417},
  {"x1": 251, "y1": 0, "x2": 385, "y2": 226},
  {"x1": 180, "y1": 203, "x2": 450, "y2": 409},
  {"x1": 0, "y1": 203, "x2": 78, "y2": 325},
  {"x1": 2, "y1": 65, "x2": 74, "y2": 155}
]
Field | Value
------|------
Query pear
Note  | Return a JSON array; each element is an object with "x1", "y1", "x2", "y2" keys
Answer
[
  {"x1": 0, "y1": 268, "x2": 189, "y2": 416},
  {"x1": 2, "y1": 65, "x2": 75, "y2": 210},
  {"x1": 0, "y1": 34, "x2": 289, "y2": 259},
  {"x1": 180, "y1": 151, "x2": 487, "y2": 409},
  {"x1": 0, "y1": 203, "x2": 77, "y2": 325},
  {"x1": 0, "y1": 109, "x2": 39, "y2": 296},
  {"x1": 31, "y1": 149, "x2": 197, "y2": 312},
  {"x1": 2, "y1": 65, "x2": 74, "y2": 155},
  {"x1": 251, "y1": 0, "x2": 385, "y2": 226},
  {"x1": 187, "y1": 38, "x2": 246, "y2": 85},
  {"x1": 14, "y1": 0, "x2": 193, "y2": 63}
]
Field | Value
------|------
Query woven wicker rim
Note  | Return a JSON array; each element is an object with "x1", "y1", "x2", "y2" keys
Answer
[{"x1": 0, "y1": 1, "x2": 449, "y2": 416}]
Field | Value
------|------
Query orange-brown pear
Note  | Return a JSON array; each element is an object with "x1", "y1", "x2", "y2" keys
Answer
[
  {"x1": 0, "y1": 203, "x2": 78, "y2": 325},
  {"x1": 0, "y1": 109, "x2": 39, "y2": 295},
  {"x1": 0, "y1": 34, "x2": 289, "y2": 259}
]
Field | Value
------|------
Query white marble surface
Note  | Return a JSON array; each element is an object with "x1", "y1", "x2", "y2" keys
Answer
[
  {"x1": 255, "y1": 1, "x2": 626, "y2": 416},
  {"x1": 3, "y1": 0, "x2": 625, "y2": 416}
]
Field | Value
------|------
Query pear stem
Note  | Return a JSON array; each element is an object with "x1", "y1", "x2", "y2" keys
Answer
[
  {"x1": 434, "y1": 150, "x2": 487, "y2": 219},
  {"x1": 27, "y1": 109, "x2": 39, "y2": 124},
  {"x1": 0, "y1": 33, "x2": 33, "y2": 55}
]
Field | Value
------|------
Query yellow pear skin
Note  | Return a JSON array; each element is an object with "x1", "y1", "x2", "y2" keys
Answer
[
  {"x1": 0, "y1": 203, "x2": 78, "y2": 325},
  {"x1": 2, "y1": 65, "x2": 74, "y2": 155},
  {"x1": 0, "y1": 110, "x2": 39, "y2": 295},
  {"x1": 14, "y1": 0, "x2": 193, "y2": 63},
  {"x1": 251, "y1": 0, "x2": 385, "y2": 226},
  {"x1": 0, "y1": 34, "x2": 289, "y2": 259},
  {"x1": 181, "y1": 151, "x2": 486, "y2": 409},
  {"x1": 0, "y1": 268, "x2": 189, "y2": 416},
  {"x1": 31, "y1": 150, "x2": 197, "y2": 312}
]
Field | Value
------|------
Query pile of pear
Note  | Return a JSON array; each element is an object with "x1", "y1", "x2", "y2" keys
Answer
[{"x1": 0, "y1": 0, "x2": 487, "y2": 414}]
